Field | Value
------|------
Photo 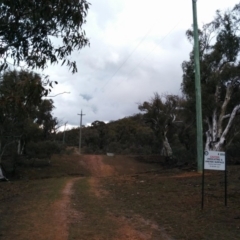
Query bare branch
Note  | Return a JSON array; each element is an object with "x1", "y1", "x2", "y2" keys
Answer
[
  {"x1": 222, "y1": 114, "x2": 231, "y2": 120},
  {"x1": 217, "y1": 85, "x2": 233, "y2": 137},
  {"x1": 47, "y1": 92, "x2": 70, "y2": 98},
  {"x1": 221, "y1": 104, "x2": 240, "y2": 140}
]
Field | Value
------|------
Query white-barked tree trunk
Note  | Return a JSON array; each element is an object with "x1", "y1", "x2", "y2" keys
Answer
[{"x1": 205, "y1": 83, "x2": 240, "y2": 151}]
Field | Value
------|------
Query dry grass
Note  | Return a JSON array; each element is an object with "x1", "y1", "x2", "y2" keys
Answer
[
  {"x1": 0, "y1": 154, "x2": 240, "y2": 240},
  {"x1": 0, "y1": 154, "x2": 86, "y2": 240},
  {"x1": 69, "y1": 178, "x2": 118, "y2": 240},
  {"x1": 101, "y1": 161, "x2": 240, "y2": 240},
  {"x1": 0, "y1": 177, "x2": 67, "y2": 240},
  {"x1": 15, "y1": 154, "x2": 90, "y2": 180}
]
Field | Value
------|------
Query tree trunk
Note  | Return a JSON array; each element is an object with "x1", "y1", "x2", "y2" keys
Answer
[
  {"x1": 0, "y1": 166, "x2": 6, "y2": 180},
  {"x1": 205, "y1": 133, "x2": 224, "y2": 151},
  {"x1": 161, "y1": 136, "x2": 173, "y2": 157},
  {"x1": 20, "y1": 141, "x2": 25, "y2": 155},
  {"x1": 204, "y1": 79, "x2": 240, "y2": 152},
  {"x1": 17, "y1": 140, "x2": 21, "y2": 155},
  {"x1": 205, "y1": 104, "x2": 240, "y2": 151}
]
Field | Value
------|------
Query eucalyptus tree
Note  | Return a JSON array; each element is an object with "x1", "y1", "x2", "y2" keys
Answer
[
  {"x1": 138, "y1": 93, "x2": 181, "y2": 157},
  {"x1": 35, "y1": 99, "x2": 58, "y2": 140},
  {"x1": 91, "y1": 121, "x2": 107, "y2": 150},
  {"x1": 0, "y1": 70, "x2": 57, "y2": 161},
  {"x1": 182, "y1": 4, "x2": 240, "y2": 151},
  {"x1": 0, "y1": 0, "x2": 90, "y2": 73}
]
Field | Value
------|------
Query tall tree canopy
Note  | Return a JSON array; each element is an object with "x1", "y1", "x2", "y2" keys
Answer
[
  {"x1": 0, "y1": 0, "x2": 90, "y2": 73},
  {"x1": 56, "y1": 115, "x2": 158, "y2": 155},
  {"x1": 138, "y1": 93, "x2": 182, "y2": 157},
  {"x1": 0, "y1": 70, "x2": 58, "y2": 161},
  {"x1": 182, "y1": 4, "x2": 240, "y2": 151}
]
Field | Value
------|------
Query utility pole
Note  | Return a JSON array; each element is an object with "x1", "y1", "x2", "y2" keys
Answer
[
  {"x1": 62, "y1": 121, "x2": 68, "y2": 144},
  {"x1": 77, "y1": 110, "x2": 85, "y2": 154},
  {"x1": 192, "y1": 0, "x2": 203, "y2": 172}
]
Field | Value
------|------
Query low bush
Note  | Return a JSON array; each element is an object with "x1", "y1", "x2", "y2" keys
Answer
[{"x1": 26, "y1": 141, "x2": 63, "y2": 159}]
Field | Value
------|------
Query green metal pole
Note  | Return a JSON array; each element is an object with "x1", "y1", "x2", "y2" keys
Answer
[{"x1": 192, "y1": 0, "x2": 203, "y2": 172}]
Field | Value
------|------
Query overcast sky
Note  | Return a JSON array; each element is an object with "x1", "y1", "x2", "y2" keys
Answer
[{"x1": 42, "y1": 0, "x2": 239, "y2": 130}]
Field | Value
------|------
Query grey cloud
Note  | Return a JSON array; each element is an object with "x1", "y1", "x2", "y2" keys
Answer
[
  {"x1": 91, "y1": 105, "x2": 98, "y2": 114},
  {"x1": 80, "y1": 93, "x2": 93, "y2": 101},
  {"x1": 46, "y1": 0, "x2": 235, "y2": 129}
]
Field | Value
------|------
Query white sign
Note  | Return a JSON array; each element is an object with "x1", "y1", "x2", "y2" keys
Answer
[{"x1": 204, "y1": 151, "x2": 225, "y2": 171}]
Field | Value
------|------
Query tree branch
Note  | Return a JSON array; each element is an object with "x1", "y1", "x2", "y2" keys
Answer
[
  {"x1": 222, "y1": 114, "x2": 231, "y2": 120},
  {"x1": 217, "y1": 85, "x2": 232, "y2": 138},
  {"x1": 221, "y1": 104, "x2": 240, "y2": 140},
  {"x1": 47, "y1": 92, "x2": 70, "y2": 97}
]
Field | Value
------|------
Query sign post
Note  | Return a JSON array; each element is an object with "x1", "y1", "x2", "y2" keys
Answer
[
  {"x1": 225, "y1": 158, "x2": 227, "y2": 206},
  {"x1": 202, "y1": 151, "x2": 227, "y2": 209}
]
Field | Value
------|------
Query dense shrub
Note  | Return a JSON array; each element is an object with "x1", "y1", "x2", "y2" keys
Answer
[
  {"x1": 172, "y1": 146, "x2": 195, "y2": 165},
  {"x1": 26, "y1": 141, "x2": 63, "y2": 158}
]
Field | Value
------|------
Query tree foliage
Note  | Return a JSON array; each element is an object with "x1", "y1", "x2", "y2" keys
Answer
[
  {"x1": 138, "y1": 93, "x2": 182, "y2": 157},
  {"x1": 0, "y1": 70, "x2": 59, "y2": 163},
  {"x1": 0, "y1": 0, "x2": 90, "y2": 72},
  {"x1": 182, "y1": 4, "x2": 240, "y2": 151},
  {"x1": 55, "y1": 4, "x2": 240, "y2": 165},
  {"x1": 56, "y1": 115, "x2": 159, "y2": 155}
]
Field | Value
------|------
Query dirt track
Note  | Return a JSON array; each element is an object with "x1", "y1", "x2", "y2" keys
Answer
[
  {"x1": 0, "y1": 154, "x2": 174, "y2": 240},
  {"x1": 52, "y1": 178, "x2": 79, "y2": 240},
  {"x1": 51, "y1": 154, "x2": 173, "y2": 240},
  {"x1": 2, "y1": 154, "x2": 239, "y2": 239},
  {"x1": 79, "y1": 155, "x2": 116, "y2": 177}
]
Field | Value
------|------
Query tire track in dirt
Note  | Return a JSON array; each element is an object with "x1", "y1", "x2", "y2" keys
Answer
[
  {"x1": 1, "y1": 178, "x2": 81, "y2": 240},
  {"x1": 79, "y1": 155, "x2": 174, "y2": 240},
  {"x1": 51, "y1": 177, "x2": 80, "y2": 240},
  {"x1": 79, "y1": 154, "x2": 116, "y2": 177}
]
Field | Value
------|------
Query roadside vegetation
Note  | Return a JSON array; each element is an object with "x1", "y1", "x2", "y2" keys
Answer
[
  {"x1": 1, "y1": 154, "x2": 240, "y2": 240},
  {"x1": 0, "y1": 1, "x2": 240, "y2": 240},
  {"x1": 1, "y1": 2, "x2": 240, "y2": 178}
]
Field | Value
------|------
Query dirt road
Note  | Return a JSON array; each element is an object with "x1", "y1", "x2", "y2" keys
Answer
[
  {"x1": 1, "y1": 153, "x2": 239, "y2": 239},
  {"x1": 52, "y1": 155, "x2": 170, "y2": 240},
  {"x1": 35, "y1": 154, "x2": 172, "y2": 240},
  {"x1": 0, "y1": 154, "x2": 172, "y2": 240}
]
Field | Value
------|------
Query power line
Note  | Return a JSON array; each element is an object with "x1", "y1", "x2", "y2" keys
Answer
[
  {"x1": 124, "y1": 19, "x2": 183, "y2": 83},
  {"x1": 103, "y1": 18, "x2": 183, "y2": 92},
  {"x1": 101, "y1": 21, "x2": 158, "y2": 91}
]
